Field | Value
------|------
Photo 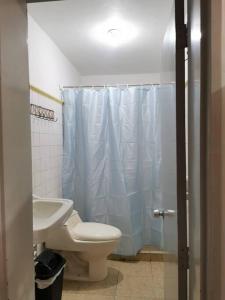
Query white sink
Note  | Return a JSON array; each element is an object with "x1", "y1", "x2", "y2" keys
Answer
[{"x1": 33, "y1": 198, "x2": 73, "y2": 243}]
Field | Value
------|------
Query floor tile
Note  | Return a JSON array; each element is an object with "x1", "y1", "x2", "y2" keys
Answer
[
  {"x1": 115, "y1": 297, "x2": 156, "y2": 300},
  {"x1": 136, "y1": 252, "x2": 151, "y2": 261},
  {"x1": 149, "y1": 253, "x2": 164, "y2": 262},
  {"x1": 62, "y1": 294, "x2": 114, "y2": 300},
  {"x1": 151, "y1": 262, "x2": 164, "y2": 274},
  {"x1": 151, "y1": 262, "x2": 164, "y2": 288},
  {"x1": 63, "y1": 280, "x2": 80, "y2": 293},
  {"x1": 154, "y1": 287, "x2": 164, "y2": 299},
  {"x1": 141, "y1": 245, "x2": 161, "y2": 252},
  {"x1": 63, "y1": 267, "x2": 119, "y2": 297},
  {"x1": 107, "y1": 259, "x2": 152, "y2": 277},
  {"x1": 63, "y1": 260, "x2": 166, "y2": 300},
  {"x1": 116, "y1": 274, "x2": 156, "y2": 298}
]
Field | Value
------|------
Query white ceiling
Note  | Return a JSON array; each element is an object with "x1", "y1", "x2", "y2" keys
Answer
[{"x1": 28, "y1": 0, "x2": 173, "y2": 76}]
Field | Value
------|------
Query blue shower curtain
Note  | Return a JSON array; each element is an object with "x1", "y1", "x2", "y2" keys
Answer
[{"x1": 62, "y1": 85, "x2": 176, "y2": 256}]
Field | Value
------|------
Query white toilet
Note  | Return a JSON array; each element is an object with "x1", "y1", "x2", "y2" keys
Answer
[{"x1": 45, "y1": 209, "x2": 122, "y2": 282}]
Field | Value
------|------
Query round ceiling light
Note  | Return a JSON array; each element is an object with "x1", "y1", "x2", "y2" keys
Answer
[
  {"x1": 108, "y1": 28, "x2": 121, "y2": 39},
  {"x1": 92, "y1": 16, "x2": 138, "y2": 48}
]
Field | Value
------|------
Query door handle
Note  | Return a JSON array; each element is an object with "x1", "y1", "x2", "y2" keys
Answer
[
  {"x1": 163, "y1": 209, "x2": 176, "y2": 217},
  {"x1": 153, "y1": 209, "x2": 176, "y2": 218},
  {"x1": 153, "y1": 209, "x2": 165, "y2": 217}
]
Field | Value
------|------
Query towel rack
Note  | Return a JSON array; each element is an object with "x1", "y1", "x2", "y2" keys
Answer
[{"x1": 30, "y1": 104, "x2": 58, "y2": 122}]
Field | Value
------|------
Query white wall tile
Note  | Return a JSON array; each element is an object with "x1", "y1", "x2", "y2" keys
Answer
[{"x1": 30, "y1": 90, "x2": 63, "y2": 198}]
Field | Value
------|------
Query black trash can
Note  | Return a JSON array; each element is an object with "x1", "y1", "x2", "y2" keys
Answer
[{"x1": 35, "y1": 250, "x2": 66, "y2": 300}]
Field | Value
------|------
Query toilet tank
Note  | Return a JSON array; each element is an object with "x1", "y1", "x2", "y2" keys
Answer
[
  {"x1": 65, "y1": 210, "x2": 82, "y2": 235},
  {"x1": 45, "y1": 210, "x2": 83, "y2": 251}
]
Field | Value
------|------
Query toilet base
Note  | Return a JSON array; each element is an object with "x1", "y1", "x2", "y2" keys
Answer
[
  {"x1": 56, "y1": 250, "x2": 108, "y2": 282},
  {"x1": 89, "y1": 259, "x2": 108, "y2": 281}
]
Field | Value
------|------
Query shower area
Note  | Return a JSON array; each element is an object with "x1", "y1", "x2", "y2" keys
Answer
[{"x1": 62, "y1": 83, "x2": 176, "y2": 256}]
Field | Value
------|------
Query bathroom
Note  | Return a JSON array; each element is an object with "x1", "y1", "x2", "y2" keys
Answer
[
  {"x1": 29, "y1": 0, "x2": 181, "y2": 299},
  {"x1": 2, "y1": 0, "x2": 225, "y2": 299}
]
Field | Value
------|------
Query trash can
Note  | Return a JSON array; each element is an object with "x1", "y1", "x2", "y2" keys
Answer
[{"x1": 35, "y1": 250, "x2": 66, "y2": 300}]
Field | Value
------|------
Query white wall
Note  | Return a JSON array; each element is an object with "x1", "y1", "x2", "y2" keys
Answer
[
  {"x1": 28, "y1": 15, "x2": 80, "y2": 198},
  {"x1": 28, "y1": 15, "x2": 80, "y2": 99},
  {"x1": 0, "y1": 1, "x2": 34, "y2": 299},
  {"x1": 80, "y1": 73, "x2": 160, "y2": 86},
  {"x1": 30, "y1": 92, "x2": 63, "y2": 198}
]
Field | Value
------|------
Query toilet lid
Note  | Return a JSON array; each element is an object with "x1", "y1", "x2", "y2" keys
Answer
[{"x1": 73, "y1": 222, "x2": 122, "y2": 241}]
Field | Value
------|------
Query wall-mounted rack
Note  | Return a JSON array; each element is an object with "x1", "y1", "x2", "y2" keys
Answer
[{"x1": 30, "y1": 104, "x2": 57, "y2": 122}]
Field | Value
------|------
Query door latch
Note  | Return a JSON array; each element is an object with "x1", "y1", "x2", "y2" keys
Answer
[
  {"x1": 153, "y1": 209, "x2": 165, "y2": 218},
  {"x1": 153, "y1": 209, "x2": 176, "y2": 218}
]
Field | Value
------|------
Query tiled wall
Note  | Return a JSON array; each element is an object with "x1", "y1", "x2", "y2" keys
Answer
[{"x1": 30, "y1": 90, "x2": 63, "y2": 198}]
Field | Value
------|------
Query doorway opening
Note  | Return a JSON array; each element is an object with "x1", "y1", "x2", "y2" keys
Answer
[{"x1": 27, "y1": 1, "x2": 187, "y2": 299}]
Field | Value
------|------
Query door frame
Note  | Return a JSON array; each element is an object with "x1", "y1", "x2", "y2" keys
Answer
[
  {"x1": 0, "y1": 153, "x2": 7, "y2": 300},
  {"x1": 0, "y1": 9, "x2": 8, "y2": 299},
  {"x1": 175, "y1": 1, "x2": 188, "y2": 299},
  {"x1": 0, "y1": 0, "x2": 34, "y2": 299},
  {"x1": 203, "y1": 0, "x2": 225, "y2": 299}
]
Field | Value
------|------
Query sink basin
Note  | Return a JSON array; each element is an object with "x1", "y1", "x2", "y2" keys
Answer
[{"x1": 33, "y1": 198, "x2": 73, "y2": 243}]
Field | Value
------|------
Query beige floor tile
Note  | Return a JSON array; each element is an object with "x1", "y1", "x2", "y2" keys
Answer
[
  {"x1": 107, "y1": 259, "x2": 152, "y2": 277},
  {"x1": 151, "y1": 262, "x2": 164, "y2": 289},
  {"x1": 62, "y1": 294, "x2": 114, "y2": 300},
  {"x1": 154, "y1": 287, "x2": 164, "y2": 300},
  {"x1": 164, "y1": 262, "x2": 177, "y2": 278},
  {"x1": 149, "y1": 253, "x2": 164, "y2": 262},
  {"x1": 136, "y1": 253, "x2": 151, "y2": 261},
  {"x1": 151, "y1": 262, "x2": 164, "y2": 274},
  {"x1": 65, "y1": 267, "x2": 119, "y2": 297},
  {"x1": 63, "y1": 280, "x2": 80, "y2": 293},
  {"x1": 116, "y1": 274, "x2": 156, "y2": 298},
  {"x1": 115, "y1": 296, "x2": 155, "y2": 300},
  {"x1": 152, "y1": 277, "x2": 164, "y2": 289},
  {"x1": 63, "y1": 261, "x2": 166, "y2": 300},
  {"x1": 141, "y1": 245, "x2": 161, "y2": 252}
]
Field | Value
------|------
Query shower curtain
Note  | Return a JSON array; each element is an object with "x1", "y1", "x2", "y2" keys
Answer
[{"x1": 62, "y1": 85, "x2": 176, "y2": 256}]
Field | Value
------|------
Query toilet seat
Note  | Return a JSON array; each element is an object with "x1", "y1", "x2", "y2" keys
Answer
[{"x1": 73, "y1": 222, "x2": 121, "y2": 241}]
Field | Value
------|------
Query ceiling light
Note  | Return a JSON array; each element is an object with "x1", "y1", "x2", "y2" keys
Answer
[
  {"x1": 92, "y1": 16, "x2": 138, "y2": 48},
  {"x1": 108, "y1": 28, "x2": 121, "y2": 39}
]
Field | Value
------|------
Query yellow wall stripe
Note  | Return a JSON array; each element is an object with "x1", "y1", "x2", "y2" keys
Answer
[{"x1": 30, "y1": 85, "x2": 64, "y2": 105}]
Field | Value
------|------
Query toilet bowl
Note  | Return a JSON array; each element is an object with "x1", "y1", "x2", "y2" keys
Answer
[{"x1": 45, "y1": 209, "x2": 122, "y2": 281}]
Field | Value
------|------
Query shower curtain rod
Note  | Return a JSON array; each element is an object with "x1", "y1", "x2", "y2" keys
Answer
[{"x1": 62, "y1": 83, "x2": 161, "y2": 89}]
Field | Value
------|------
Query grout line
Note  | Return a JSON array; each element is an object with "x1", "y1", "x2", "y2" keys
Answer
[{"x1": 114, "y1": 268, "x2": 120, "y2": 298}]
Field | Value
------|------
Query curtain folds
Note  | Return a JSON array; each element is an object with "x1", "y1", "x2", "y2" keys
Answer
[{"x1": 62, "y1": 85, "x2": 176, "y2": 256}]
